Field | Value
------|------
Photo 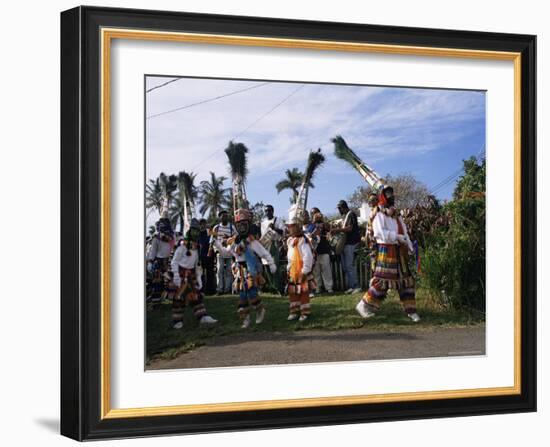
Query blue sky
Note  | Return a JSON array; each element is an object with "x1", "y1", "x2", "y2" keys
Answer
[{"x1": 146, "y1": 76, "x2": 485, "y2": 224}]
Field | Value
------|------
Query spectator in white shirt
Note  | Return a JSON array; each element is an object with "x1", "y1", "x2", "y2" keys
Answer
[
  {"x1": 260, "y1": 204, "x2": 285, "y2": 293},
  {"x1": 211, "y1": 210, "x2": 235, "y2": 295}
]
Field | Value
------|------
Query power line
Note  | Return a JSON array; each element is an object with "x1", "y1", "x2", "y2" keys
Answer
[
  {"x1": 189, "y1": 84, "x2": 306, "y2": 172},
  {"x1": 233, "y1": 85, "x2": 305, "y2": 140},
  {"x1": 429, "y1": 144, "x2": 485, "y2": 196},
  {"x1": 430, "y1": 168, "x2": 464, "y2": 194},
  {"x1": 146, "y1": 78, "x2": 182, "y2": 93},
  {"x1": 147, "y1": 82, "x2": 270, "y2": 120}
]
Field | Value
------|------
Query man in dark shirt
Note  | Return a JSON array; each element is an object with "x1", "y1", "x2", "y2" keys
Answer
[
  {"x1": 332, "y1": 200, "x2": 361, "y2": 294},
  {"x1": 198, "y1": 219, "x2": 215, "y2": 295},
  {"x1": 311, "y1": 211, "x2": 333, "y2": 293}
]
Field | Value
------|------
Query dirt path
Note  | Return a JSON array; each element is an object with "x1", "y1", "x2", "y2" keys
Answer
[{"x1": 148, "y1": 325, "x2": 485, "y2": 370}]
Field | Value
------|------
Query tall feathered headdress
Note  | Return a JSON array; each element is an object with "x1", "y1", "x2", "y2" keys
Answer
[
  {"x1": 289, "y1": 149, "x2": 325, "y2": 224},
  {"x1": 224, "y1": 141, "x2": 249, "y2": 212},
  {"x1": 158, "y1": 172, "x2": 177, "y2": 218},
  {"x1": 332, "y1": 135, "x2": 385, "y2": 192},
  {"x1": 178, "y1": 171, "x2": 197, "y2": 233}
]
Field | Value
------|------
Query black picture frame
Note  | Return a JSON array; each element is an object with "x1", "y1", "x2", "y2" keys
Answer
[{"x1": 61, "y1": 5, "x2": 536, "y2": 441}]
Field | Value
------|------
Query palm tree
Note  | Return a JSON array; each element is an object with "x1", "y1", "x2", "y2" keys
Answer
[
  {"x1": 199, "y1": 171, "x2": 231, "y2": 221},
  {"x1": 145, "y1": 177, "x2": 164, "y2": 219},
  {"x1": 275, "y1": 168, "x2": 315, "y2": 203}
]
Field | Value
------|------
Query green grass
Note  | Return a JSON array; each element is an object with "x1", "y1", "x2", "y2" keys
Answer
[{"x1": 146, "y1": 288, "x2": 484, "y2": 364}]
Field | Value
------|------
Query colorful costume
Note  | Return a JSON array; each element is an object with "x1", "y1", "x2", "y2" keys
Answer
[
  {"x1": 286, "y1": 234, "x2": 316, "y2": 320},
  {"x1": 170, "y1": 220, "x2": 217, "y2": 329},
  {"x1": 284, "y1": 149, "x2": 325, "y2": 317},
  {"x1": 358, "y1": 205, "x2": 419, "y2": 320},
  {"x1": 146, "y1": 216, "x2": 174, "y2": 306},
  {"x1": 215, "y1": 209, "x2": 276, "y2": 328},
  {"x1": 330, "y1": 137, "x2": 420, "y2": 322},
  {"x1": 366, "y1": 196, "x2": 380, "y2": 276}
]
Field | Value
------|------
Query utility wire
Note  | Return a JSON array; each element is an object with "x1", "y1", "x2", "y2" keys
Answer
[
  {"x1": 146, "y1": 78, "x2": 182, "y2": 93},
  {"x1": 429, "y1": 144, "x2": 486, "y2": 196},
  {"x1": 147, "y1": 82, "x2": 270, "y2": 120},
  {"x1": 189, "y1": 84, "x2": 306, "y2": 172}
]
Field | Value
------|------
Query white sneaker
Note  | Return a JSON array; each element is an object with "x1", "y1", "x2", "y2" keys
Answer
[
  {"x1": 172, "y1": 321, "x2": 184, "y2": 330},
  {"x1": 309, "y1": 292, "x2": 315, "y2": 298},
  {"x1": 351, "y1": 288, "x2": 362, "y2": 294},
  {"x1": 298, "y1": 314, "x2": 309, "y2": 322},
  {"x1": 408, "y1": 312, "x2": 421, "y2": 323},
  {"x1": 255, "y1": 307, "x2": 266, "y2": 324},
  {"x1": 200, "y1": 315, "x2": 218, "y2": 324},
  {"x1": 241, "y1": 315, "x2": 251, "y2": 328},
  {"x1": 355, "y1": 301, "x2": 375, "y2": 319},
  {"x1": 344, "y1": 288, "x2": 354, "y2": 294},
  {"x1": 287, "y1": 313, "x2": 299, "y2": 321}
]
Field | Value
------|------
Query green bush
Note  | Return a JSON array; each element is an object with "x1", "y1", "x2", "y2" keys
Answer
[{"x1": 419, "y1": 157, "x2": 486, "y2": 312}]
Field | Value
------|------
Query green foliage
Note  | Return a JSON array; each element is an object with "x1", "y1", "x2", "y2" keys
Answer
[
  {"x1": 420, "y1": 157, "x2": 486, "y2": 312},
  {"x1": 276, "y1": 167, "x2": 310, "y2": 203},
  {"x1": 454, "y1": 156, "x2": 486, "y2": 200},
  {"x1": 145, "y1": 177, "x2": 163, "y2": 214},
  {"x1": 198, "y1": 171, "x2": 231, "y2": 222}
]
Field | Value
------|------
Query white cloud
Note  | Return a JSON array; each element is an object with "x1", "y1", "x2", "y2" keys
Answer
[{"x1": 145, "y1": 77, "x2": 485, "y2": 210}]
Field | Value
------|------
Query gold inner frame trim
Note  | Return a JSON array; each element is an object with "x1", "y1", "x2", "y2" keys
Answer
[{"x1": 100, "y1": 27, "x2": 522, "y2": 419}]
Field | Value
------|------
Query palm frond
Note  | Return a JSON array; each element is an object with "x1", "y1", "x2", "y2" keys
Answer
[{"x1": 275, "y1": 180, "x2": 292, "y2": 193}]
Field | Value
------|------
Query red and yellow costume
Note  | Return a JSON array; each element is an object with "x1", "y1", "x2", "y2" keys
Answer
[{"x1": 287, "y1": 233, "x2": 316, "y2": 319}]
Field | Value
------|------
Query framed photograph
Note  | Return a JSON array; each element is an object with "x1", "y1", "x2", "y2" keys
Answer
[{"x1": 60, "y1": 6, "x2": 536, "y2": 441}]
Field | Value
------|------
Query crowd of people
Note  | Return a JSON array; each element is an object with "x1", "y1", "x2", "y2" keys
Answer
[{"x1": 146, "y1": 186, "x2": 421, "y2": 330}]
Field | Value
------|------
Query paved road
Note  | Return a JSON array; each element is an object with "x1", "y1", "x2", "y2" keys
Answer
[{"x1": 148, "y1": 325, "x2": 485, "y2": 370}]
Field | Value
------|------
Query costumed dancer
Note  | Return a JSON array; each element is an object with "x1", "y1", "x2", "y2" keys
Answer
[
  {"x1": 284, "y1": 149, "x2": 325, "y2": 315},
  {"x1": 220, "y1": 141, "x2": 277, "y2": 328},
  {"x1": 286, "y1": 205, "x2": 316, "y2": 321},
  {"x1": 146, "y1": 205, "x2": 175, "y2": 306},
  {"x1": 355, "y1": 186, "x2": 421, "y2": 322},
  {"x1": 214, "y1": 208, "x2": 276, "y2": 328},
  {"x1": 331, "y1": 135, "x2": 420, "y2": 322},
  {"x1": 170, "y1": 218, "x2": 218, "y2": 329}
]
